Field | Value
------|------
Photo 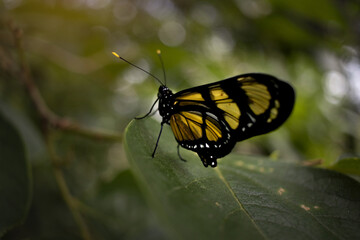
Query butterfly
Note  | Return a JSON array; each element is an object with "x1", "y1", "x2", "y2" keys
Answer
[{"x1": 113, "y1": 51, "x2": 295, "y2": 168}]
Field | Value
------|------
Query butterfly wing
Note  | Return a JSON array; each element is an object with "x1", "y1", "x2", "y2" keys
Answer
[
  {"x1": 169, "y1": 109, "x2": 236, "y2": 167},
  {"x1": 222, "y1": 73, "x2": 295, "y2": 140},
  {"x1": 169, "y1": 73, "x2": 295, "y2": 167}
]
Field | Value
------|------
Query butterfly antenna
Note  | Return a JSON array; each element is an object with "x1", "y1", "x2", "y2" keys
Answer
[
  {"x1": 156, "y1": 49, "x2": 167, "y2": 86},
  {"x1": 112, "y1": 52, "x2": 164, "y2": 86}
]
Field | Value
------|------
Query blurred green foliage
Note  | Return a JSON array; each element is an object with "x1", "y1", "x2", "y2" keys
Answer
[{"x1": 1, "y1": 0, "x2": 360, "y2": 239}]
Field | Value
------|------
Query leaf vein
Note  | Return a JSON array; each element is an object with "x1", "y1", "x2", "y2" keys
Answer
[{"x1": 215, "y1": 168, "x2": 269, "y2": 240}]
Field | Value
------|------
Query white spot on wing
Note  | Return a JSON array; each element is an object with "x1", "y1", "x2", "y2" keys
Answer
[{"x1": 247, "y1": 113, "x2": 256, "y2": 123}]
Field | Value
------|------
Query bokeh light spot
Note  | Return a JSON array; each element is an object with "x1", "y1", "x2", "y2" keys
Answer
[
  {"x1": 324, "y1": 71, "x2": 348, "y2": 104},
  {"x1": 158, "y1": 21, "x2": 186, "y2": 47},
  {"x1": 113, "y1": 0, "x2": 137, "y2": 23}
]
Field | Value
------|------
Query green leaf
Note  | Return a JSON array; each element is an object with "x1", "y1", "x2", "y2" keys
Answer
[
  {"x1": 0, "y1": 110, "x2": 32, "y2": 237},
  {"x1": 124, "y1": 118, "x2": 360, "y2": 240},
  {"x1": 89, "y1": 169, "x2": 167, "y2": 240},
  {"x1": 0, "y1": 100, "x2": 46, "y2": 163},
  {"x1": 329, "y1": 157, "x2": 360, "y2": 176}
]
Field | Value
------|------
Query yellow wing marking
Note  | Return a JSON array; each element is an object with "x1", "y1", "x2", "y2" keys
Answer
[
  {"x1": 209, "y1": 86, "x2": 241, "y2": 129},
  {"x1": 216, "y1": 99, "x2": 241, "y2": 130},
  {"x1": 241, "y1": 80, "x2": 271, "y2": 115},
  {"x1": 170, "y1": 111, "x2": 224, "y2": 142},
  {"x1": 205, "y1": 117, "x2": 222, "y2": 141},
  {"x1": 182, "y1": 112, "x2": 203, "y2": 139},
  {"x1": 210, "y1": 87, "x2": 229, "y2": 100},
  {"x1": 176, "y1": 92, "x2": 204, "y2": 101},
  {"x1": 267, "y1": 100, "x2": 280, "y2": 123},
  {"x1": 176, "y1": 101, "x2": 207, "y2": 107},
  {"x1": 224, "y1": 115, "x2": 238, "y2": 129},
  {"x1": 170, "y1": 115, "x2": 183, "y2": 141},
  {"x1": 170, "y1": 112, "x2": 203, "y2": 141}
]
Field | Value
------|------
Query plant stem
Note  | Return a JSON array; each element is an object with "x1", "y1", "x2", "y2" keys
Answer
[
  {"x1": 6, "y1": 20, "x2": 120, "y2": 240},
  {"x1": 46, "y1": 134, "x2": 92, "y2": 240},
  {"x1": 8, "y1": 20, "x2": 122, "y2": 142}
]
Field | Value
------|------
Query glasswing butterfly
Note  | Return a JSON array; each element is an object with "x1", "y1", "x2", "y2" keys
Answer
[{"x1": 113, "y1": 51, "x2": 295, "y2": 168}]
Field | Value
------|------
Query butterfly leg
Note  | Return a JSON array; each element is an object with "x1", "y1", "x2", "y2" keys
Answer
[
  {"x1": 135, "y1": 98, "x2": 159, "y2": 120},
  {"x1": 152, "y1": 121, "x2": 164, "y2": 158},
  {"x1": 177, "y1": 144, "x2": 187, "y2": 162}
]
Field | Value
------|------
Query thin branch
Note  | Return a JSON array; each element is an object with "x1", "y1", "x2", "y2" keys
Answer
[
  {"x1": 6, "y1": 20, "x2": 121, "y2": 240},
  {"x1": 301, "y1": 158, "x2": 324, "y2": 167},
  {"x1": 8, "y1": 20, "x2": 122, "y2": 142},
  {"x1": 46, "y1": 135, "x2": 92, "y2": 240}
]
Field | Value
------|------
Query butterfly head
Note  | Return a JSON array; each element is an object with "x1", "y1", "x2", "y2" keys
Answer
[
  {"x1": 158, "y1": 86, "x2": 174, "y2": 122},
  {"x1": 158, "y1": 85, "x2": 172, "y2": 97}
]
